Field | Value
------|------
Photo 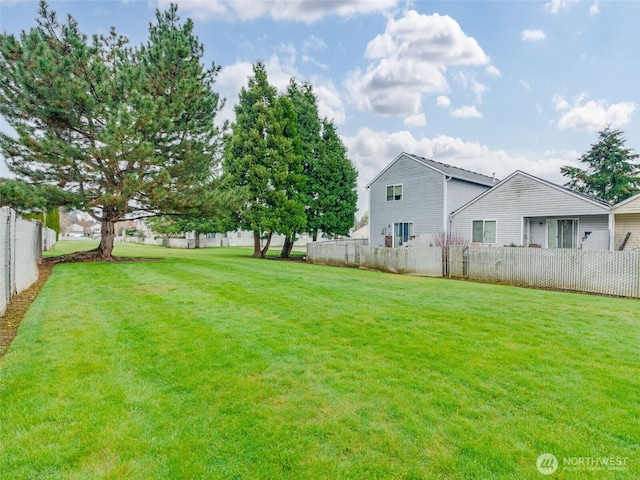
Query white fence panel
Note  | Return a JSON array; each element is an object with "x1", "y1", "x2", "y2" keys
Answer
[
  {"x1": 42, "y1": 227, "x2": 57, "y2": 251},
  {"x1": 14, "y1": 219, "x2": 40, "y2": 294},
  {"x1": 308, "y1": 241, "x2": 443, "y2": 277},
  {"x1": 464, "y1": 247, "x2": 640, "y2": 297},
  {"x1": 0, "y1": 208, "x2": 11, "y2": 315},
  {"x1": 359, "y1": 246, "x2": 442, "y2": 276},
  {"x1": 309, "y1": 240, "x2": 640, "y2": 298},
  {"x1": 0, "y1": 207, "x2": 44, "y2": 315},
  {"x1": 307, "y1": 241, "x2": 360, "y2": 267}
]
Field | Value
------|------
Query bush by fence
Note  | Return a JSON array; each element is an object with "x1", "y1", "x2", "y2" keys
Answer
[
  {"x1": 308, "y1": 240, "x2": 640, "y2": 298},
  {"x1": 1, "y1": 207, "x2": 56, "y2": 315}
]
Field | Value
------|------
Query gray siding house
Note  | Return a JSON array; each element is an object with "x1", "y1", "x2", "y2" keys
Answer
[
  {"x1": 450, "y1": 171, "x2": 613, "y2": 249},
  {"x1": 366, "y1": 153, "x2": 496, "y2": 247}
]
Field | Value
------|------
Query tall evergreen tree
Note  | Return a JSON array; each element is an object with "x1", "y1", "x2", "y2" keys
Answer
[
  {"x1": 281, "y1": 79, "x2": 321, "y2": 257},
  {"x1": 310, "y1": 119, "x2": 358, "y2": 240},
  {"x1": 561, "y1": 125, "x2": 640, "y2": 203},
  {"x1": 224, "y1": 62, "x2": 305, "y2": 258},
  {"x1": 0, "y1": 1, "x2": 227, "y2": 260}
]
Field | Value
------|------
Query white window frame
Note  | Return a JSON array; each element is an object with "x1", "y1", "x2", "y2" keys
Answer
[
  {"x1": 393, "y1": 221, "x2": 414, "y2": 247},
  {"x1": 472, "y1": 219, "x2": 497, "y2": 244},
  {"x1": 386, "y1": 184, "x2": 403, "y2": 202}
]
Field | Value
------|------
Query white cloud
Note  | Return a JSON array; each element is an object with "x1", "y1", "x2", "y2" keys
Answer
[
  {"x1": 313, "y1": 81, "x2": 346, "y2": 125},
  {"x1": 453, "y1": 71, "x2": 487, "y2": 104},
  {"x1": 301, "y1": 35, "x2": 329, "y2": 70},
  {"x1": 436, "y1": 95, "x2": 451, "y2": 108},
  {"x1": 303, "y1": 35, "x2": 328, "y2": 53},
  {"x1": 554, "y1": 93, "x2": 637, "y2": 131},
  {"x1": 302, "y1": 55, "x2": 329, "y2": 70},
  {"x1": 544, "y1": 0, "x2": 578, "y2": 14},
  {"x1": 159, "y1": 0, "x2": 398, "y2": 22},
  {"x1": 589, "y1": 2, "x2": 600, "y2": 16},
  {"x1": 486, "y1": 65, "x2": 501, "y2": 77},
  {"x1": 217, "y1": 58, "x2": 346, "y2": 126},
  {"x1": 520, "y1": 80, "x2": 531, "y2": 91},
  {"x1": 346, "y1": 10, "x2": 490, "y2": 118},
  {"x1": 552, "y1": 94, "x2": 571, "y2": 111},
  {"x1": 521, "y1": 29, "x2": 546, "y2": 42},
  {"x1": 342, "y1": 127, "x2": 579, "y2": 213},
  {"x1": 450, "y1": 105, "x2": 483, "y2": 119},
  {"x1": 404, "y1": 113, "x2": 426, "y2": 127},
  {"x1": 216, "y1": 61, "x2": 254, "y2": 125}
]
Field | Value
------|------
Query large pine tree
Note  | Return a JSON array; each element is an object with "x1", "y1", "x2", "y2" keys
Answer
[
  {"x1": 561, "y1": 126, "x2": 640, "y2": 203},
  {"x1": 0, "y1": 1, "x2": 226, "y2": 259}
]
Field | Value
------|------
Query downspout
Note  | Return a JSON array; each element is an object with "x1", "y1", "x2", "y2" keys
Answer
[
  {"x1": 608, "y1": 209, "x2": 615, "y2": 251},
  {"x1": 443, "y1": 175, "x2": 452, "y2": 234},
  {"x1": 366, "y1": 185, "x2": 371, "y2": 247}
]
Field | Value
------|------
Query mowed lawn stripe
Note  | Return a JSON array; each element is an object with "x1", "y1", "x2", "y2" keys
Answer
[{"x1": 0, "y1": 242, "x2": 638, "y2": 479}]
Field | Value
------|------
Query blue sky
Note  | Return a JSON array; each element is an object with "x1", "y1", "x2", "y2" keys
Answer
[{"x1": 1, "y1": 0, "x2": 639, "y2": 215}]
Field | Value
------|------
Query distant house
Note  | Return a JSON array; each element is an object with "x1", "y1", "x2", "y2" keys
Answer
[
  {"x1": 351, "y1": 223, "x2": 369, "y2": 240},
  {"x1": 612, "y1": 192, "x2": 640, "y2": 250},
  {"x1": 366, "y1": 152, "x2": 496, "y2": 247},
  {"x1": 65, "y1": 219, "x2": 100, "y2": 237},
  {"x1": 65, "y1": 222, "x2": 85, "y2": 237},
  {"x1": 450, "y1": 171, "x2": 613, "y2": 249}
]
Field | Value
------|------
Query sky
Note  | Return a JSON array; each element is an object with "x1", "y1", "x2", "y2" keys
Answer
[{"x1": 1, "y1": 0, "x2": 639, "y2": 216}]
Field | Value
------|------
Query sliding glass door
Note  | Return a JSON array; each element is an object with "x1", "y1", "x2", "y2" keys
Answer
[{"x1": 547, "y1": 219, "x2": 578, "y2": 248}]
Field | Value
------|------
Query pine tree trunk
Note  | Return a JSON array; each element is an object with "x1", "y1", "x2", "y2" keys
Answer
[
  {"x1": 312, "y1": 229, "x2": 318, "y2": 242},
  {"x1": 98, "y1": 216, "x2": 116, "y2": 260},
  {"x1": 194, "y1": 232, "x2": 200, "y2": 248},
  {"x1": 253, "y1": 231, "x2": 262, "y2": 258}
]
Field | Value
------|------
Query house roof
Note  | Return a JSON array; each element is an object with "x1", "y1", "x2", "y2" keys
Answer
[
  {"x1": 612, "y1": 191, "x2": 640, "y2": 211},
  {"x1": 365, "y1": 152, "x2": 497, "y2": 189},
  {"x1": 451, "y1": 170, "x2": 611, "y2": 216}
]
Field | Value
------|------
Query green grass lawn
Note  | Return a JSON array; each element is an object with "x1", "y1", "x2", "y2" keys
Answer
[{"x1": 1, "y1": 241, "x2": 638, "y2": 479}]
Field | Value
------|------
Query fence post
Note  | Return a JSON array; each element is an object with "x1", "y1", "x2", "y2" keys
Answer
[
  {"x1": 9, "y1": 209, "x2": 16, "y2": 297},
  {"x1": 442, "y1": 246, "x2": 449, "y2": 277},
  {"x1": 3, "y1": 209, "x2": 11, "y2": 310}
]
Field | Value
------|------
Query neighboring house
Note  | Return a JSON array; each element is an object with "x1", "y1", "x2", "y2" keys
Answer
[
  {"x1": 89, "y1": 223, "x2": 101, "y2": 235},
  {"x1": 65, "y1": 222, "x2": 85, "y2": 237},
  {"x1": 450, "y1": 171, "x2": 613, "y2": 249},
  {"x1": 366, "y1": 152, "x2": 496, "y2": 247},
  {"x1": 612, "y1": 192, "x2": 640, "y2": 250},
  {"x1": 351, "y1": 223, "x2": 369, "y2": 240}
]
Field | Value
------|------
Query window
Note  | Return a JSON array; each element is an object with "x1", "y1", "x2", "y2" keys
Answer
[
  {"x1": 472, "y1": 220, "x2": 496, "y2": 244},
  {"x1": 393, "y1": 222, "x2": 414, "y2": 247},
  {"x1": 386, "y1": 184, "x2": 403, "y2": 201}
]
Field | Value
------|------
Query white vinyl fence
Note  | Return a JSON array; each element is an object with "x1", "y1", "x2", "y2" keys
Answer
[
  {"x1": 308, "y1": 240, "x2": 640, "y2": 298},
  {"x1": 0, "y1": 207, "x2": 55, "y2": 315},
  {"x1": 308, "y1": 239, "x2": 443, "y2": 277}
]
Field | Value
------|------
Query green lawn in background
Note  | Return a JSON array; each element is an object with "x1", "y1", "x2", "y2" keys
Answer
[{"x1": 1, "y1": 241, "x2": 638, "y2": 479}]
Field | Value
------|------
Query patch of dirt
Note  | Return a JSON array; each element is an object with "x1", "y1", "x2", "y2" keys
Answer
[
  {"x1": 44, "y1": 249, "x2": 159, "y2": 265},
  {"x1": 265, "y1": 255, "x2": 307, "y2": 262},
  {"x1": 0, "y1": 262, "x2": 53, "y2": 358}
]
